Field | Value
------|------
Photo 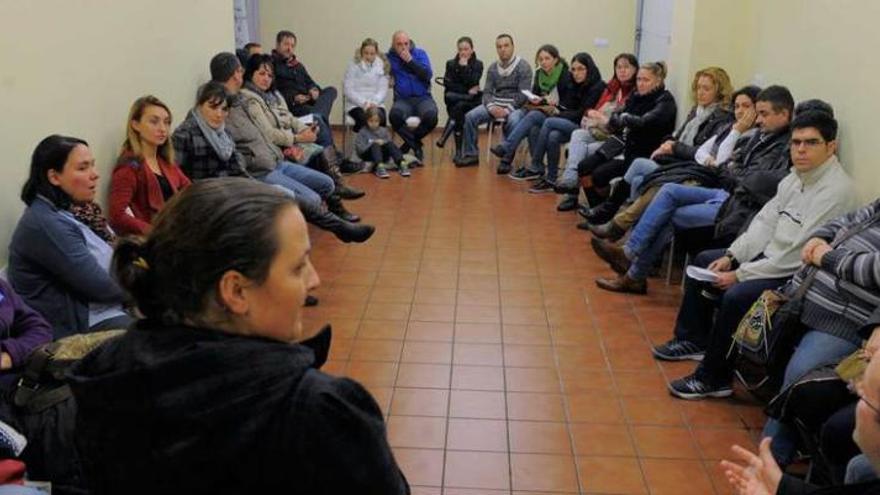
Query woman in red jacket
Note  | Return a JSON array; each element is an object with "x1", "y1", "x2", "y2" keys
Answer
[{"x1": 109, "y1": 95, "x2": 191, "y2": 235}]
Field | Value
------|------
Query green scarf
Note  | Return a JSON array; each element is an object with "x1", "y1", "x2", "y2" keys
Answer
[{"x1": 537, "y1": 61, "x2": 564, "y2": 94}]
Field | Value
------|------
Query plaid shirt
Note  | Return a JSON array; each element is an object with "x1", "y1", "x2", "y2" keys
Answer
[{"x1": 172, "y1": 111, "x2": 249, "y2": 180}]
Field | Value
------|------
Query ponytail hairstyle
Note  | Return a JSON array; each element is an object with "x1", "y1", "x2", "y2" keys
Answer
[
  {"x1": 114, "y1": 178, "x2": 297, "y2": 325},
  {"x1": 641, "y1": 61, "x2": 667, "y2": 80}
]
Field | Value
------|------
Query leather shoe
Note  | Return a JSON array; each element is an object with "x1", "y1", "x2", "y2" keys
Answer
[
  {"x1": 490, "y1": 144, "x2": 507, "y2": 158},
  {"x1": 584, "y1": 202, "x2": 619, "y2": 225},
  {"x1": 496, "y1": 162, "x2": 512, "y2": 175},
  {"x1": 588, "y1": 221, "x2": 626, "y2": 242},
  {"x1": 454, "y1": 154, "x2": 479, "y2": 167},
  {"x1": 577, "y1": 204, "x2": 591, "y2": 219},
  {"x1": 557, "y1": 195, "x2": 577, "y2": 212},
  {"x1": 595, "y1": 274, "x2": 647, "y2": 295},
  {"x1": 336, "y1": 184, "x2": 365, "y2": 200},
  {"x1": 590, "y1": 237, "x2": 631, "y2": 275}
]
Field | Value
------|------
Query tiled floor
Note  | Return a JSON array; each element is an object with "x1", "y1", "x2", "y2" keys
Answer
[{"x1": 303, "y1": 131, "x2": 764, "y2": 494}]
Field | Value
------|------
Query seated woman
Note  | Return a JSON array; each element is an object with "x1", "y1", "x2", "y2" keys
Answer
[
  {"x1": 68, "y1": 179, "x2": 409, "y2": 494},
  {"x1": 8, "y1": 135, "x2": 134, "y2": 338},
  {"x1": 436, "y1": 36, "x2": 484, "y2": 161},
  {"x1": 343, "y1": 38, "x2": 389, "y2": 133},
  {"x1": 586, "y1": 68, "x2": 738, "y2": 236},
  {"x1": 0, "y1": 279, "x2": 52, "y2": 394},
  {"x1": 108, "y1": 95, "x2": 191, "y2": 236},
  {"x1": 575, "y1": 61, "x2": 676, "y2": 212},
  {"x1": 525, "y1": 52, "x2": 606, "y2": 193},
  {"x1": 240, "y1": 54, "x2": 364, "y2": 204},
  {"x1": 556, "y1": 52, "x2": 638, "y2": 210},
  {"x1": 490, "y1": 44, "x2": 568, "y2": 176}
]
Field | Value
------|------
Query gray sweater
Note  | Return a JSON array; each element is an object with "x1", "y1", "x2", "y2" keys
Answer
[
  {"x1": 482, "y1": 57, "x2": 532, "y2": 110},
  {"x1": 354, "y1": 126, "x2": 393, "y2": 156},
  {"x1": 728, "y1": 155, "x2": 858, "y2": 281}
]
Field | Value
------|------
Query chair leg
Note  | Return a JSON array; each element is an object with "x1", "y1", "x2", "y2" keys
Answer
[{"x1": 665, "y1": 235, "x2": 676, "y2": 286}]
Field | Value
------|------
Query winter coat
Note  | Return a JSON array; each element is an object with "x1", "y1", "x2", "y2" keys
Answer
[
  {"x1": 0, "y1": 279, "x2": 52, "y2": 392},
  {"x1": 240, "y1": 87, "x2": 309, "y2": 149},
  {"x1": 442, "y1": 55, "x2": 484, "y2": 96},
  {"x1": 553, "y1": 59, "x2": 606, "y2": 123},
  {"x1": 172, "y1": 110, "x2": 249, "y2": 180},
  {"x1": 387, "y1": 41, "x2": 433, "y2": 99},
  {"x1": 68, "y1": 323, "x2": 411, "y2": 495},
  {"x1": 343, "y1": 58, "x2": 389, "y2": 111},
  {"x1": 107, "y1": 152, "x2": 191, "y2": 236},
  {"x1": 224, "y1": 93, "x2": 284, "y2": 178},
  {"x1": 271, "y1": 50, "x2": 322, "y2": 111},
  {"x1": 607, "y1": 86, "x2": 678, "y2": 161}
]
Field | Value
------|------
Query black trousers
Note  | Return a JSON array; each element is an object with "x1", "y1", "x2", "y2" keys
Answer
[
  {"x1": 359, "y1": 142, "x2": 403, "y2": 164},
  {"x1": 444, "y1": 92, "x2": 481, "y2": 133},
  {"x1": 578, "y1": 155, "x2": 629, "y2": 188}
]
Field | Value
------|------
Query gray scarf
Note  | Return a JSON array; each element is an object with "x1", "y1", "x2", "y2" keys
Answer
[
  {"x1": 193, "y1": 108, "x2": 235, "y2": 161},
  {"x1": 677, "y1": 103, "x2": 717, "y2": 146},
  {"x1": 244, "y1": 81, "x2": 281, "y2": 108}
]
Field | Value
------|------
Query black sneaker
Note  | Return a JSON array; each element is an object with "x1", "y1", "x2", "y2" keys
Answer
[
  {"x1": 528, "y1": 179, "x2": 554, "y2": 193},
  {"x1": 490, "y1": 144, "x2": 507, "y2": 158},
  {"x1": 668, "y1": 372, "x2": 733, "y2": 400},
  {"x1": 652, "y1": 339, "x2": 705, "y2": 361},
  {"x1": 496, "y1": 161, "x2": 512, "y2": 175},
  {"x1": 413, "y1": 146, "x2": 425, "y2": 164},
  {"x1": 557, "y1": 195, "x2": 577, "y2": 211},
  {"x1": 509, "y1": 168, "x2": 541, "y2": 181}
]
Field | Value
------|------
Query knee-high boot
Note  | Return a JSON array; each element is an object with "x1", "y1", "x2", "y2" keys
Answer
[{"x1": 436, "y1": 119, "x2": 455, "y2": 148}]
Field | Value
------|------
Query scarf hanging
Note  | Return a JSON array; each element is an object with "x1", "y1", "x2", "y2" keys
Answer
[
  {"x1": 677, "y1": 103, "x2": 718, "y2": 146},
  {"x1": 69, "y1": 202, "x2": 116, "y2": 244},
  {"x1": 496, "y1": 56, "x2": 522, "y2": 78},
  {"x1": 193, "y1": 108, "x2": 235, "y2": 161},
  {"x1": 537, "y1": 61, "x2": 564, "y2": 94}
]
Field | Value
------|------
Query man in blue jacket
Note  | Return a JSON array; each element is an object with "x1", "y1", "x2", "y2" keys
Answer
[{"x1": 387, "y1": 31, "x2": 438, "y2": 163}]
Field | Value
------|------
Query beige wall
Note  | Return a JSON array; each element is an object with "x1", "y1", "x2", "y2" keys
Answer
[
  {"x1": 259, "y1": 0, "x2": 638, "y2": 125},
  {"x1": 0, "y1": 0, "x2": 234, "y2": 263}
]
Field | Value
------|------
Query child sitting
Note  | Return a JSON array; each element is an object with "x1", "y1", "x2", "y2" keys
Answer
[{"x1": 355, "y1": 107, "x2": 412, "y2": 178}]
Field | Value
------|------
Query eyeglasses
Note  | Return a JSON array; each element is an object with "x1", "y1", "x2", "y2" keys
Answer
[{"x1": 790, "y1": 138, "x2": 825, "y2": 149}]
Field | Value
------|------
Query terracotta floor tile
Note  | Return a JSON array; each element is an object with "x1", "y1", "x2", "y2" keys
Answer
[
  {"x1": 503, "y1": 344, "x2": 555, "y2": 368},
  {"x1": 364, "y1": 302, "x2": 411, "y2": 321},
  {"x1": 505, "y1": 367, "x2": 561, "y2": 393},
  {"x1": 566, "y1": 392, "x2": 625, "y2": 423},
  {"x1": 411, "y1": 303, "x2": 457, "y2": 322},
  {"x1": 559, "y1": 368, "x2": 615, "y2": 394},
  {"x1": 449, "y1": 390, "x2": 506, "y2": 419},
  {"x1": 455, "y1": 323, "x2": 502, "y2": 343},
  {"x1": 413, "y1": 288, "x2": 458, "y2": 305},
  {"x1": 396, "y1": 363, "x2": 451, "y2": 389},
  {"x1": 510, "y1": 453, "x2": 578, "y2": 492},
  {"x1": 324, "y1": 317, "x2": 360, "y2": 339},
  {"x1": 570, "y1": 423, "x2": 636, "y2": 457},
  {"x1": 401, "y1": 341, "x2": 453, "y2": 364},
  {"x1": 359, "y1": 319, "x2": 408, "y2": 340},
  {"x1": 508, "y1": 421, "x2": 571, "y2": 454},
  {"x1": 367, "y1": 386, "x2": 393, "y2": 414},
  {"x1": 631, "y1": 425, "x2": 700, "y2": 459},
  {"x1": 345, "y1": 361, "x2": 398, "y2": 388},
  {"x1": 332, "y1": 269, "x2": 378, "y2": 286},
  {"x1": 328, "y1": 338, "x2": 352, "y2": 361},
  {"x1": 680, "y1": 401, "x2": 747, "y2": 428},
  {"x1": 507, "y1": 392, "x2": 566, "y2": 421},
  {"x1": 458, "y1": 274, "x2": 500, "y2": 292},
  {"x1": 446, "y1": 418, "x2": 508, "y2": 451},
  {"x1": 456, "y1": 304, "x2": 502, "y2": 324},
  {"x1": 621, "y1": 396, "x2": 685, "y2": 426},
  {"x1": 576, "y1": 456, "x2": 647, "y2": 494},
  {"x1": 692, "y1": 427, "x2": 757, "y2": 459},
  {"x1": 370, "y1": 286, "x2": 415, "y2": 304},
  {"x1": 445, "y1": 451, "x2": 510, "y2": 490},
  {"x1": 349, "y1": 338, "x2": 403, "y2": 362},
  {"x1": 416, "y1": 271, "x2": 459, "y2": 289},
  {"x1": 387, "y1": 415, "x2": 447, "y2": 449},
  {"x1": 614, "y1": 370, "x2": 671, "y2": 397},
  {"x1": 375, "y1": 271, "x2": 419, "y2": 288},
  {"x1": 451, "y1": 365, "x2": 505, "y2": 391},
  {"x1": 453, "y1": 343, "x2": 504, "y2": 366},
  {"x1": 640, "y1": 458, "x2": 715, "y2": 495},
  {"x1": 501, "y1": 306, "x2": 548, "y2": 326},
  {"x1": 394, "y1": 448, "x2": 444, "y2": 486},
  {"x1": 457, "y1": 289, "x2": 501, "y2": 306},
  {"x1": 501, "y1": 324, "x2": 552, "y2": 345},
  {"x1": 390, "y1": 388, "x2": 449, "y2": 417},
  {"x1": 407, "y1": 321, "x2": 455, "y2": 342}
]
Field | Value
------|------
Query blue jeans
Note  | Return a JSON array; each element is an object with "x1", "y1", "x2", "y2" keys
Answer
[
  {"x1": 625, "y1": 157, "x2": 660, "y2": 200},
  {"x1": 530, "y1": 117, "x2": 579, "y2": 182},
  {"x1": 846, "y1": 454, "x2": 878, "y2": 484},
  {"x1": 559, "y1": 129, "x2": 602, "y2": 187},
  {"x1": 498, "y1": 110, "x2": 546, "y2": 165},
  {"x1": 624, "y1": 183, "x2": 729, "y2": 280},
  {"x1": 763, "y1": 330, "x2": 859, "y2": 465},
  {"x1": 261, "y1": 161, "x2": 335, "y2": 211}
]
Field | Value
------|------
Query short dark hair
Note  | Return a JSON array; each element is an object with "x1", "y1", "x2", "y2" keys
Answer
[
  {"x1": 21, "y1": 135, "x2": 89, "y2": 207},
  {"x1": 795, "y1": 98, "x2": 834, "y2": 118},
  {"x1": 114, "y1": 178, "x2": 298, "y2": 325},
  {"x1": 791, "y1": 110, "x2": 838, "y2": 142},
  {"x1": 456, "y1": 36, "x2": 474, "y2": 49},
  {"x1": 196, "y1": 81, "x2": 231, "y2": 108},
  {"x1": 209, "y1": 52, "x2": 241, "y2": 83},
  {"x1": 756, "y1": 85, "x2": 795, "y2": 116},
  {"x1": 243, "y1": 42, "x2": 261, "y2": 52},
  {"x1": 731, "y1": 85, "x2": 761, "y2": 110},
  {"x1": 244, "y1": 53, "x2": 274, "y2": 85},
  {"x1": 496, "y1": 33, "x2": 513, "y2": 45},
  {"x1": 275, "y1": 30, "x2": 296, "y2": 45}
]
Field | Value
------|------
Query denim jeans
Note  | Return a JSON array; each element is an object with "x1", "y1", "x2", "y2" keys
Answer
[
  {"x1": 762, "y1": 330, "x2": 859, "y2": 465},
  {"x1": 461, "y1": 105, "x2": 491, "y2": 157},
  {"x1": 559, "y1": 129, "x2": 602, "y2": 187},
  {"x1": 314, "y1": 113, "x2": 335, "y2": 148},
  {"x1": 498, "y1": 110, "x2": 546, "y2": 165},
  {"x1": 389, "y1": 96, "x2": 438, "y2": 150},
  {"x1": 530, "y1": 117, "x2": 579, "y2": 182},
  {"x1": 624, "y1": 183, "x2": 729, "y2": 280},
  {"x1": 624, "y1": 157, "x2": 660, "y2": 200},
  {"x1": 261, "y1": 161, "x2": 335, "y2": 210},
  {"x1": 846, "y1": 454, "x2": 878, "y2": 484}
]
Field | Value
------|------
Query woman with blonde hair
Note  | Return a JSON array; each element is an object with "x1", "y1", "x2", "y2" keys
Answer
[
  {"x1": 108, "y1": 95, "x2": 191, "y2": 235},
  {"x1": 343, "y1": 38, "x2": 390, "y2": 132}
]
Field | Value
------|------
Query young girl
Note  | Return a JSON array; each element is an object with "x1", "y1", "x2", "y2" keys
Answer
[{"x1": 355, "y1": 107, "x2": 412, "y2": 179}]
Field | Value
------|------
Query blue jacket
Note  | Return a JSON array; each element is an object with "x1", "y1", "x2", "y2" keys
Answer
[
  {"x1": 387, "y1": 42, "x2": 433, "y2": 99},
  {"x1": 7, "y1": 197, "x2": 125, "y2": 338}
]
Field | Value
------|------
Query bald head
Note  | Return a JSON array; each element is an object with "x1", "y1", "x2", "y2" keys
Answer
[{"x1": 392, "y1": 31, "x2": 410, "y2": 54}]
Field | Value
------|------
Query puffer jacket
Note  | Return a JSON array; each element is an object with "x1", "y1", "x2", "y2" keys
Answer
[
  {"x1": 343, "y1": 57, "x2": 389, "y2": 111},
  {"x1": 608, "y1": 85, "x2": 678, "y2": 161}
]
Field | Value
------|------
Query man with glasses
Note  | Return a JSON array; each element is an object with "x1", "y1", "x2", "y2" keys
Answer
[{"x1": 658, "y1": 109, "x2": 857, "y2": 400}]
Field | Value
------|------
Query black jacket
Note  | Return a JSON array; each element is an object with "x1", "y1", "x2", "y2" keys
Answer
[
  {"x1": 778, "y1": 474, "x2": 880, "y2": 494},
  {"x1": 68, "y1": 323, "x2": 410, "y2": 495},
  {"x1": 554, "y1": 58, "x2": 606, "y2": 123},
  {"x1": 608, "y1": 86, "x2": 677, "y2": 161},
  {"x1": 443, "y1": 55, "x2": 483, "y2": 95},
  {"x1": 670, "y1": 105, "x2": 735, "y2": 160},
  {"x1": 272, "y1": 50, "x2": 321, "y2": 111}
]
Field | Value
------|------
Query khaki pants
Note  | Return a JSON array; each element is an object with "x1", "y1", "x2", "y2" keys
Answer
[{"x1": 613, "y1": 180, "x2": 700, "y2": 229}]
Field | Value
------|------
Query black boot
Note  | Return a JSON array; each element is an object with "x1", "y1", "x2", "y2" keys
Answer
[
  {"x1": 436, "y1": 119, "x2": 455, "y2": 148},
  {"x1": 452, "y1": 132, "x2": 463, "y2": 161},
  {"x1": 308, "y1": 209, "x2": 375, "y2": 243},
  {"x1": 336, "y1": 183, "x2": 365, "y2": 200},
  {"x1": 327, "y1": 195, "x2": 360, "y2": 223},
  {"x1": 585, "y1": 181, "x2": 630, "y2": 225}
]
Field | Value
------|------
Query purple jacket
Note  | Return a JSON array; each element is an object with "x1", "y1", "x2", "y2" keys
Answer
[{"x1": 0, "y1": 279, "x2": 52, "y2": 389}]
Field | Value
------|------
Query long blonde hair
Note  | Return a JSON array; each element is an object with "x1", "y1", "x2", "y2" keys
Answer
[
  {"x1": 354, "y1": 38, "x2": 390, "y2": 75},
  {"x1": 123, "y1": 95, "x2": 174, "y2": 164}
]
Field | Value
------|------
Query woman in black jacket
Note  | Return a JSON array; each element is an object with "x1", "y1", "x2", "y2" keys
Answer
[
  {"x1": 577, "y1": 61, "x2": 677, "y2": 207},
  {"x1": 436, "y1": 36, "x2": 484, "y2": 159},
  {"x1": 68, "y1": 178, "x2": 409, "y2": 495},
  {"x1": 525, "y1": 52, "x2": 606, "y2": 193}
]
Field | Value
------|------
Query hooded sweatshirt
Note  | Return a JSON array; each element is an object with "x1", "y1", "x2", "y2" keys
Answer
[{"x1": 387, "y1": 40, "x2": 433, "y2": 99}]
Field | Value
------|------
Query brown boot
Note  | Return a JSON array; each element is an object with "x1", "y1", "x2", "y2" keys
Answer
[
  {"x1": 596, "y1": 274, "x2": 647, "y2": 295},
  {"x1": 588, "y1": 220, "x2": 626, "y2": 242},
  {"x1": 590, "y1": 237, "x2": 631, "y2": 275}
]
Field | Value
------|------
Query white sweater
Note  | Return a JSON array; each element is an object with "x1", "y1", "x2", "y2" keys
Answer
[{"x1": 343, "y1": 59, "x2": 389, "y2": 111}]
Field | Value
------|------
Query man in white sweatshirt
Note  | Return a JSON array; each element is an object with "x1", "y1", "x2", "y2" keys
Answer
[{"x1": 655, "y1": 109, "x2": 860, "y2": 399}]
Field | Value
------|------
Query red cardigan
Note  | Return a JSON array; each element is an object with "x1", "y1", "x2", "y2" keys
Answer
[{"x1": 108, "y1": 152, "x2": 191, "y2": 236}]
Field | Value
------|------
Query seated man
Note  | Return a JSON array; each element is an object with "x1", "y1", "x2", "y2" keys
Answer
[
  {"x1": 656, "y1": 110, "x2": 858, "y2": 399},
  {"x1": 271, "y1": 30, "x2": 337, "y2": 122},
  {"x1": 387, "y1": 30, "x2": 438, "y2": 163},
  {"x1": 454, "y1": 33, "x2": 532, "y2": 168},
  {"x1": 591, "y1": 85, "x2": 796, "y2": 294}
]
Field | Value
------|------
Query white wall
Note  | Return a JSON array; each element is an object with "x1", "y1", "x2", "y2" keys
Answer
[
  {"x1": 259, "y1": 0, "x2": 639, "y2": 125},
  {"x1": 0, "y1": 0, "x2": 235, "y2": 262}
]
